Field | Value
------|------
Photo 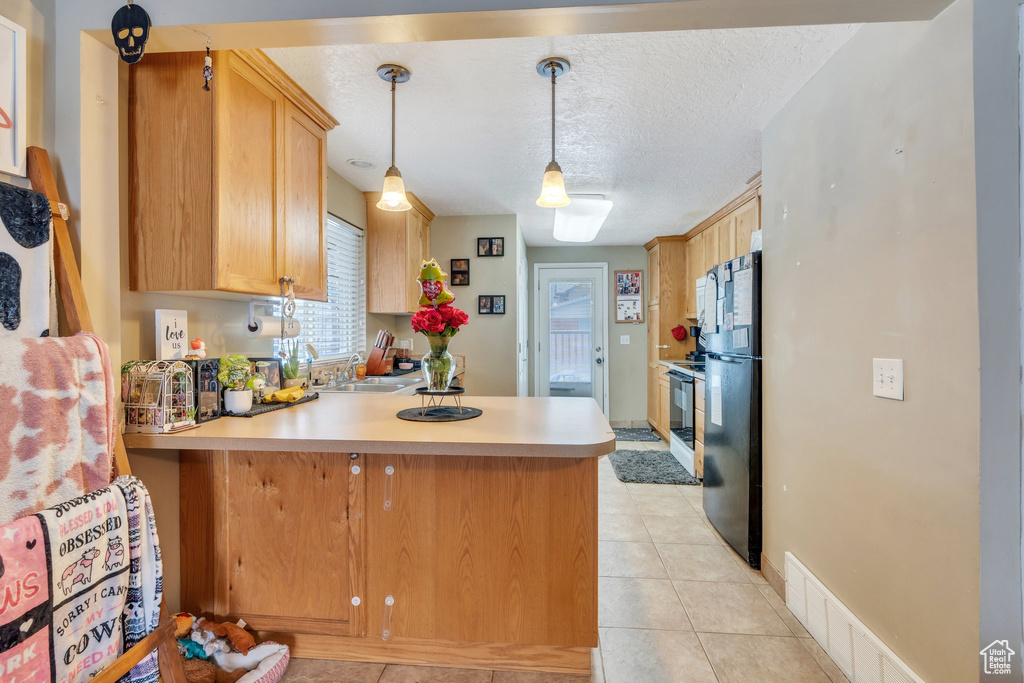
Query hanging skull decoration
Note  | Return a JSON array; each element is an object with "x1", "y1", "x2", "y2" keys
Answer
[{"x1": 111, "y1": 2, "x2": 151, "y2": 65}]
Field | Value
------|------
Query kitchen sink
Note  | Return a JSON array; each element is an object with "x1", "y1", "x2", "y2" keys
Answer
[{"x1": 321, "y1": 383, "x2": 407, "y2": 393}]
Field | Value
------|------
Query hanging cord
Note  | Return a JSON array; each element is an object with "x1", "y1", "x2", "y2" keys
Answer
[
  {"x1": 550, "y1": 64, "x2": 557, "y2": 163},
  {"x1": 390, "y1": 73, "x2": 397, "y2": 168}
]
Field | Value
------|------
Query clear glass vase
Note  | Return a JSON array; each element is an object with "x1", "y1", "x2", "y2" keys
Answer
[{"x1": 421, "y1": 335, "x2": 455, "y2": 391}]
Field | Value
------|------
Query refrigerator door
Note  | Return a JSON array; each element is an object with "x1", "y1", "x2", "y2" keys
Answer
[
  {"x1": 706, "y1": 252, "x2": 761, "y2": 359},
  {"x1": 702, "y1": 354, "x2": 762, "y2": 568}
]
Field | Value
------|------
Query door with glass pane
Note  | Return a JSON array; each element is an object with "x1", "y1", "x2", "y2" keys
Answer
[{"x1": 535, "y1": 265, "x2": 607, "y2": 414}]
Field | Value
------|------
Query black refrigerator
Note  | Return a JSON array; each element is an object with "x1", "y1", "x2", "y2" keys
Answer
[{"x1": 702, "y1": 251, "x2": 762, "y2": 569}]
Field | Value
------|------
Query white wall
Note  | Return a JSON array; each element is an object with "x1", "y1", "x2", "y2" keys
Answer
[
  {"x1": 394, "y1": 214, "x2": 520, "y2": 396},
  {"x1": 761, "y1": 2, "x2": 978, "y2": 681}
]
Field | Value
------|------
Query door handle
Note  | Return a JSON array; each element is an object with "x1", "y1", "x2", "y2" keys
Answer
[
  {"x1": 596, "y1": 358, "x2": 604, "y2": 365},
  {"x1": 595, "y1": 346, "x2": 603, "y2": 352}
]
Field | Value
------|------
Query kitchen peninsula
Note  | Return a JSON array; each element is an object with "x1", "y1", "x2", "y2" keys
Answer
[{"x1": 124, "y1": 394, "x2": 613, "y2": 675}]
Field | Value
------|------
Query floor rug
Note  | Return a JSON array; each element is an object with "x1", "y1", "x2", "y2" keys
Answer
[
  {"x1": 612, "y1": 427, "x2": 662, "y2": 443},
  {"x1": 608, "y1": 449, "x2": 700, "y2": 486}
]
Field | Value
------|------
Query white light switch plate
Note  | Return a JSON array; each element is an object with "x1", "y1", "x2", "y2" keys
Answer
[
  {"x1": 872, "y1": 358, "x2": 903, "y2": 400},
  {"x1": 620, "y1": 335, "x2": 630, "y2": 345}
]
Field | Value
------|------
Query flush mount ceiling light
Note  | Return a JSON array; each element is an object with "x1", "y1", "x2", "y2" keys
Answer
[
  {"x1": 347, "y1": 158, "x2": 375, "y2": 170},
  {"x1": 553, "y1": 195, "x2": 613, "y2": 243},
  {"x1": 536, "y1": 57, "x2": 571, "y2": 209},
  {"x1": 376, "y1": 64, "x2": 412, "y2": 212}
]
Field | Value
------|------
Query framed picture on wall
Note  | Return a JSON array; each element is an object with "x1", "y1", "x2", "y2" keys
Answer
[
  {"x1": 478, "y1": 237, "x2": 504, "y2": 257},
  {"x1": 0, "y1": 14, "x2": 26, "y2": 176},
  {"x1": 478, "y1": 295, "x2": 505, "y2": 315},
  {"x1": 478, "y1": 295, "x2": 492, "y2": 314},
  {"x1": 450, "y1": 258, "x2": 470, "y2": 286},
  {"x1": 614, "y1": 270, "x2": 644, "y2": 323}
]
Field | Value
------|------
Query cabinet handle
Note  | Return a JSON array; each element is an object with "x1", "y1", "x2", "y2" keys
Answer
[
  {"x1": 383, "y1": 464, "x2": 395, "y2": 511},
  {"x1": 656, "y1": 345, "x2": 670, "y2": 349},
  {"x1": 382, "y1": 595, "x2": 395, "y2": 641}
]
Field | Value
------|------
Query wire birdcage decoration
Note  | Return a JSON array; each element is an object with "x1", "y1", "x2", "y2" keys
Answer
[{"x1": 122, "y1": 360, "x2": 196, "y2": 433}]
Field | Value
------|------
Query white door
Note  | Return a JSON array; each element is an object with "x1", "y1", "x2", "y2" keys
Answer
[
  {"x1": 534, "y1": 264, "x2": 608, "y2": 415},
  {"x1": 517, "y1": 236, "x2": 530, "y2": 396}
]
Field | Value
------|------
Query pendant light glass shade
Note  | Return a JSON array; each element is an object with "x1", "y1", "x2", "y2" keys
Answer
[
  {"x1": 377, "y1": 166, "x2": 412, "y2": 212},
  {"x1": 537, "y1": 161, "x2": 571, "y2": 208}
]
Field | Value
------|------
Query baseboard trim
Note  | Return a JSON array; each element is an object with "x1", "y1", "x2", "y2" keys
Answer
[
  {"x1": 254, "y1": 632, "x2": 593, "y2": 675},
  {"x1": 760, "y1": 552, "x2": 785, "y2": 600},
  {"x1": 609, "y1": 420, "x2": 652, "y2": 429}
]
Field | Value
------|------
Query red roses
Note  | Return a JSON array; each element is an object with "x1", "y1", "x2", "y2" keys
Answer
[{"x1": 411, "y1": 304, "x2": 468, "y2": 335}]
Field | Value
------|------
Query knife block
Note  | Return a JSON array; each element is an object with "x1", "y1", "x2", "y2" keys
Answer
[{"x1": 367, "y1": 347, "x2": 395, "y2": 376}]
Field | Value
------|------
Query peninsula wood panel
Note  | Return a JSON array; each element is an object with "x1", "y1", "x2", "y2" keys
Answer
[
  {"x1": 283, "y1": 101, "x2": 327, "y2": 301},
  {"x1": 215, "y1": 53, "x2": 283, "y2": 296},
  {"x1": 128, "y1": 52, "x2": 214, "y2": 291},
  {"x1": 365, "y1": 453, "x2": 598, "y2": 647},
  {"x1": 179, "y1": 450, "x2": 365, "y2": 637}
]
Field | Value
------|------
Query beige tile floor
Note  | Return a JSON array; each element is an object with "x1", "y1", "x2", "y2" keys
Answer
[{"x1": 280, "y1": 440, "x2": 848, "y2": 683}]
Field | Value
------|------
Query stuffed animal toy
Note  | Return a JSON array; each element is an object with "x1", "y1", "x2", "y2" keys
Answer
[
  {"x1": 173, "y1": 613, "x2": 195, "y2": 638},
  {"x1": 417, "y1": 259, "x2": 455, "y2": 308},
  {"x1": 198, "y1": 619, "x2": 256, "y2": 655}
]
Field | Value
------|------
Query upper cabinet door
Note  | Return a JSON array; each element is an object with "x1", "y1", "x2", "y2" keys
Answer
[
  {"x1": 647, "y1": 244, "x2": 661, "y2": 305},
  {"x1": 684, "y1": 233, "x2": 702, "y2": 319},
  {"x1": 406, "y1": 211, "x2": 431, "y2": 313},
  {"x1": 284, "y1": 101, "x2": 328, "y2": 301},
  {"x1": 717, "y1": 217, "x2": 735, "y2": 264},
  {"x1": 732, "y1": 198, "x2": 759, "y2": 258},
  {"x1": 702, "y1": 227, "x2": 719, "y2": 274},
  {"x1": 216, "y1": 53, "x2": 284, "y2": 297}
]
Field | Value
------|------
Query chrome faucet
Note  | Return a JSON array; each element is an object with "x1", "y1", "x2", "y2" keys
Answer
[{"x1": 339, "y1": 353, "x2": 362, "y2": 381}]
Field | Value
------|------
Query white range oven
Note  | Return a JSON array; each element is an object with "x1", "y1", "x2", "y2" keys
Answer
[{"x1": 667, "y1": 365, "x2": 701, "y2": 477}]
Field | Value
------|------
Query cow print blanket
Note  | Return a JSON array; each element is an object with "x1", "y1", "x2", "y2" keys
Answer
[
  {"x1": 0, "y1": 182, "x2": 56, "y2": 338},
  {"x1": 0, "y1": 476, "x2": 162, "y2": 683}
]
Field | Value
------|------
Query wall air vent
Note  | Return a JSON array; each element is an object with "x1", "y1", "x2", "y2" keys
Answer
[{"x1": 784, "y1": 552, "x2": 924, "y2": 683}]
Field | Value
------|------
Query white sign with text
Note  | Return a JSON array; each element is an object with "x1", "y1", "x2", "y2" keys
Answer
[{"x1": 155, "y1": 309, "x2": 188, "y2": 360}]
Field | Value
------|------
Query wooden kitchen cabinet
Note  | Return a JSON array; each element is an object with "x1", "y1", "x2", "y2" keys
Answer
[
  {"x1": 647, "y1": 364, "x2": 660, "y2": 431},
  {"x1": 684, "y1": 232, "x2": 703, "y2": 319},
  {"x1": 643, "y1": 239, "x2": 687, "y2": 362},
  {"x1": 180, "y1": 450, "x2": 365, "y2": 636},
  {"x1": 129, "y1": 50, "x2": 337, "y2": 300},
  {"x1": 648, "y1": 243, "x2": 661, "y2": 305},
  {"x1": 365, "y1": 193, "x2": 435, "y2": 314},
  {"x1": 364, "y1": 453, "x2": 597, "y2": 648},
  {"x1": 731, "y1": 198, "x2": 759, "y2": 261}
]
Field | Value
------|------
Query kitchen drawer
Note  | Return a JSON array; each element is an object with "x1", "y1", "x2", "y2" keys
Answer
[
  {"x1": 695, "y1": 379, "x2": 705, "y2": 412},
  {"x1": 695, "y1": 408, "x2": 705, "y2": 444},
  {"x1": 694, "y1": 440, "x2": 704, "y2": 479}
]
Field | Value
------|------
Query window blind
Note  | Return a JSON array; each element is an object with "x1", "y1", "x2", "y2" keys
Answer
[{"x1": 275, "y1": 215, "x2": 365, "y2": 362}]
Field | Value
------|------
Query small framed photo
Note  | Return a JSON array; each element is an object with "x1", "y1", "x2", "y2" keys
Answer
[
  {"x1": 478, "y1": 237, "x2": 504, "y2": 257},
  {"x1": 478, "y1": 295, "x2": 492, "y2": 314},
  {"x1": 492, "y1": 295, "x2": 506, "y2": 315},
  {"x1": 450, "y1": 258, "x2": 470, "y2": 286},
  {"x1": 249, "y1": 357, "x2": 283, "y2": 394}
]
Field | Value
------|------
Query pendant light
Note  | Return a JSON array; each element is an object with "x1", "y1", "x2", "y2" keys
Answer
[
  {"x1": 536, "y1": 58, "x2": 571, "y2": 208},
  {"x1": 376, "y1": 64, "x2": 412, "y2": 212}
]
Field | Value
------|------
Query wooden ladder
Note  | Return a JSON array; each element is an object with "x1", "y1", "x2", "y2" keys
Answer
[{"x1": 27, "y1": 146, "x2": 186, "y2": 683}]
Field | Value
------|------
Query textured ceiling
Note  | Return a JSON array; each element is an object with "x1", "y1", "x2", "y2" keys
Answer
[{"x1": 266, "y1": 25, "x2": 859, "y2": 247}]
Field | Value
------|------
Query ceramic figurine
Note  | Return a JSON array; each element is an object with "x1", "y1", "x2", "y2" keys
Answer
[
  {"x1": 186, "y1": 338, "x2": 207, "y2": 360},
  {"x1": 417, "y1": 259, "x2": 455, "y2": 308}
]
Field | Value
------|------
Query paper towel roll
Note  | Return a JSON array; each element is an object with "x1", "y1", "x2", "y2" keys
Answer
[{"x1": 246, "y1": 316, "x2": 301, "y2": 339}]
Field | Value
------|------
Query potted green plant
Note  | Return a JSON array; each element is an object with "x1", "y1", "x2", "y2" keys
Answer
[
  {"x1": 281, "y1": 340, "x2": 307, "y2": 389},
  {"x1": 217, "y1": 354, "x2": 265, "y2": 414}
]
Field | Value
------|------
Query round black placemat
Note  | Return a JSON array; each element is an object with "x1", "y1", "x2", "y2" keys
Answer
[{"x1": 396, "y1": 406, "x2": 482, "y2": 422}]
